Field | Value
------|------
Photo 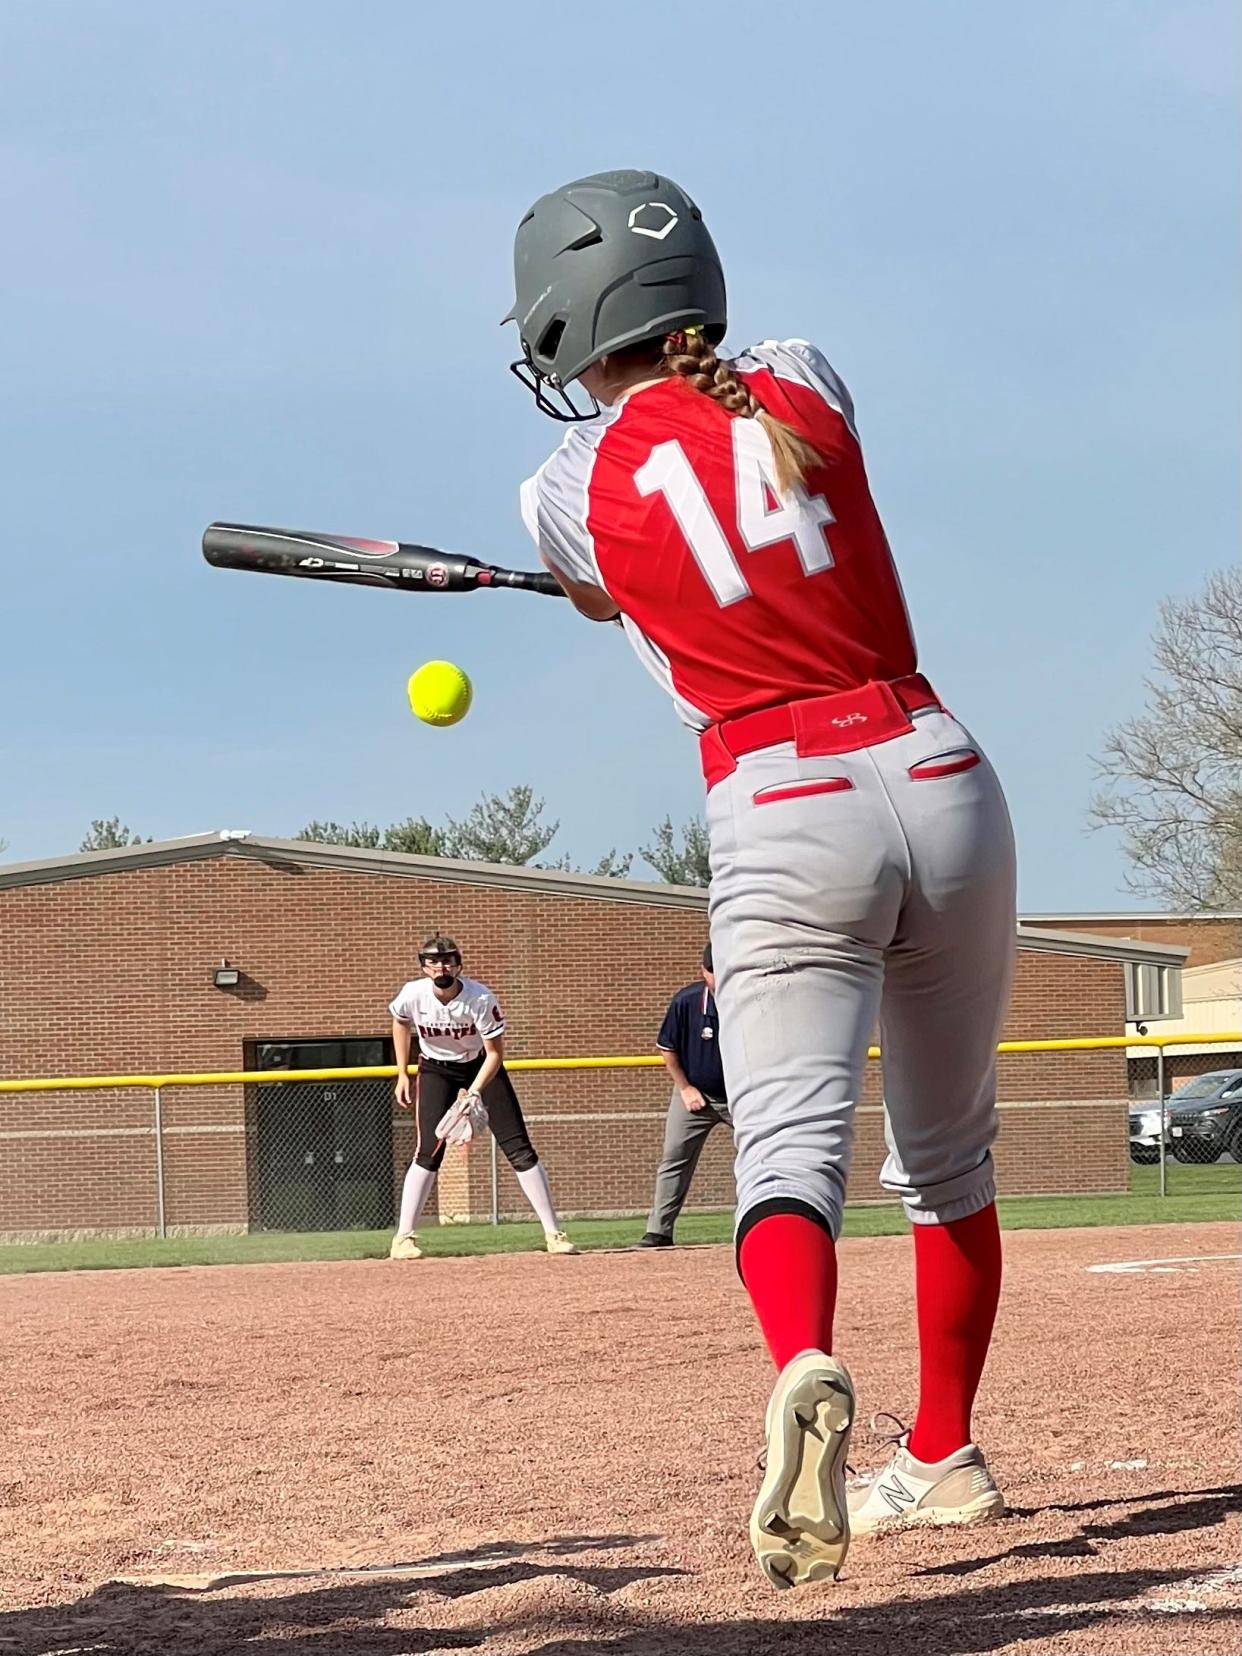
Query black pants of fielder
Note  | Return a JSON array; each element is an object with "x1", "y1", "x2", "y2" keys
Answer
[
  {"x1": 412, "y1": 1057, "x2": 539, "y2": 1174},
  {"x1": 646, "y1": 1089, "x2": 733, "y2": 1238}
]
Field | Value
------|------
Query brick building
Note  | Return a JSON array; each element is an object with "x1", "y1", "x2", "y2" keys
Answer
[
  {"x1": 1023, "y1": 912, "x2": 1239, "y2": 970},
  {"x1": 0, "y1": 833, "x2": 1187, "y2": 1240},
  {"x1": 1026, "y1": 912, "x2": 1241, "y2": 1088}
]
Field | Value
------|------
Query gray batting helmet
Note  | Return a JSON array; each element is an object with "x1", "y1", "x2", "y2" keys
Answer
[{"x1": 503, "y1": 169, "x2": 727, "y2": 419}]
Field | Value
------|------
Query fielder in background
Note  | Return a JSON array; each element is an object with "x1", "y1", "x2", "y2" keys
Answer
[
  {"x1": 639, "y1": 942, "x2": 731, "y2": 1249},
  {"x1": 388, "y1": 934, "x2": 577, "y2": 1259},
  {"x1": 510, "y1": 169, "x2": 1016, "y2": 1588}
]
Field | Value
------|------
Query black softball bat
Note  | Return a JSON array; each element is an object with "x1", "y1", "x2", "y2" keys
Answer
[{"x1": 202, "y1": 523, "x2": 566, "y2": 597}]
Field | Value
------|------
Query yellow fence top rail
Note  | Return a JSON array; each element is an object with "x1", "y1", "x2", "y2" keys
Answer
[{"x1": 0, "y1": 1032, "x2": 1239, "y2": 1094}]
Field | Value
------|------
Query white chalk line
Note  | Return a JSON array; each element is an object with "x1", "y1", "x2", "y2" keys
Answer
[
  {"x1": 1087, "y1": 1252, "x2": 1242, "y2": 1276},
  {"x1": 1018, "y1": 1564, "x2": 1242, "y2": 1621}
]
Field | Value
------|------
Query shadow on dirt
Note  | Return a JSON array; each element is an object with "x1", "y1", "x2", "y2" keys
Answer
[
  {"x1": 2, "y1": 1559, "x2": 1234, "y2": 1656},
  {"x1": 3, "y1": 1505, "x2": 1237, "y2": 1656},
  {"x1": 0, "y1": 1545, "x2": 679, "y2": 1656},
  {"x1": 522, "y1": 1566, "x2": 1238, "y2": 1656},
  {"x1": 920, "y1": 1483, "x2": 1242, "y2": 1578},
  {"x1": 418, "y1": 1534, "x2": 660, "y2": 1569}
]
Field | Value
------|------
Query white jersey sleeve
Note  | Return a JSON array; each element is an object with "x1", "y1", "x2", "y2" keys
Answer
[
  {"x1": 388, "y1": 980, "x2": 420, "y2": 1022},
  {"x1": 463, "y1": 978, "x2": 506, "y2": 1039},
  {"x1": 731, "y1": 338, "x2": 860, "y2": 441},
  {"x1": 519, "y1": 416, "x2": 620, "y2": 592}
]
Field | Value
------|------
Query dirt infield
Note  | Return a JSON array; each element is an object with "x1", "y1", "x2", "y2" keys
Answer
[{"x1": 1, "y1": 1222, "x2": 1238, "y2": 1656}]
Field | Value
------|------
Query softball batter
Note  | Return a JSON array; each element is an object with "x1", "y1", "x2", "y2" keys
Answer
[
  {"x1": 389, "y1": 934, "x2": 576, "y2": 1259},
  {"x1": 506, "y1": 171, "x2": 1016, "y2": 1587}
]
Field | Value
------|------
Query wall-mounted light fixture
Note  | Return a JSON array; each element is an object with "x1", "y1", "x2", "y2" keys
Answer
[{"x1": 212, "y1": 959, "x2": 241, "y2": 989}]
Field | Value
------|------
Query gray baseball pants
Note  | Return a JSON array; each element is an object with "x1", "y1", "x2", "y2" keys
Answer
[
  {"x1": 646, "y1": 1090, "x2": 734, "y2": 1237},
  {"x1": 705, "y1": 706, "x2": 1016, "y2": 1240}
]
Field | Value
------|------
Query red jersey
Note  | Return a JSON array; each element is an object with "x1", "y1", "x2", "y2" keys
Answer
[{"x1": 520, "y1": 340, "x2": 916, "y2": 731}]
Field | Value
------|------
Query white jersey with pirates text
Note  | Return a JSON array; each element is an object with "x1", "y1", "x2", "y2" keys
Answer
[{"x1": 388, "y1": 976, "x2": 506, "y2": 1064}]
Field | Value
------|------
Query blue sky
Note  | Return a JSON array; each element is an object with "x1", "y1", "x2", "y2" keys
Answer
[{"x1": 0, "y1": 0, "x2": 1236, "y2": 906}]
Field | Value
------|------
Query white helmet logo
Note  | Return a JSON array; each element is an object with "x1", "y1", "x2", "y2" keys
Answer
[{"x1": 628, "y1": 201, "x2": 679, "y2": 241}]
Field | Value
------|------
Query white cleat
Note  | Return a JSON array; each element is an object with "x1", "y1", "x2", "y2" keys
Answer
[
  {"x1": 388, "y1": 1232, "x2": 423, "y2": 1261},
  {"x1": 750, "y1": 1351, "x2": 855, "y2": 1590},
  {"x1": 849, "y1": 1438, "x2": 1005, "y2": 1535},
  {"x1": 545, "y1": 1230, "x2": 578, "y2": 1255}
]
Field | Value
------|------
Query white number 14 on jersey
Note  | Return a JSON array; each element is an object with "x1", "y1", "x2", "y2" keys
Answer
[{"x1": 635, "y1": 419, "x2": 835, "y2": 606}]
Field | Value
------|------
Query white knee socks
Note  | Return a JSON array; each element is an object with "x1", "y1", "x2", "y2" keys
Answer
[
  {"x1": 402, "y1": 1161, "x2": 561, "y2": 1236},
  {"x1": 516, "y1": 1162, "x2": 560, "y2": 1234},
  {"x1": 398, "y1": 1163, "x2": 437, "y2": 1235}
]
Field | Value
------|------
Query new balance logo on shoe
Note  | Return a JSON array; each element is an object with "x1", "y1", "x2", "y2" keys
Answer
[
  {"x1": 878, "y1": 1474, "x2": 919, "y2": 1513},
  {"x1": 849, "y1": 1441, "x2": 1006, "y2": 1534}
]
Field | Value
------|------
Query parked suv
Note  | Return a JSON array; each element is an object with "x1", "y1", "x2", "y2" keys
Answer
[
  {"x1": 1165, "y1": 1069, "x2": 1242, "y2": 1164},
  {"x1": 1128, "y1": 1104, "x2": 1163, "y2": 1164}
]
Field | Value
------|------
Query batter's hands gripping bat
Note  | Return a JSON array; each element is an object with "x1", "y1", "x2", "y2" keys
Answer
[{"x1": 202, "y1": 523, "x2": 566, "y2": 598}]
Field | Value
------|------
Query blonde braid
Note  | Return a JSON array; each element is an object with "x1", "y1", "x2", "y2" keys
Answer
[{"x1": 663, "y1": 331, "x2": 824, "y2": 494}]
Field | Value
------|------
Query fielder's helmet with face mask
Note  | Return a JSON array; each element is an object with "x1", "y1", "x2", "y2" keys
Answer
[
  {"x1": 503, "y1": 169, "x2": 727, "y2": 420},
  {"x1": 418, "y1": 933, "x2": 461, "y2": 965}
]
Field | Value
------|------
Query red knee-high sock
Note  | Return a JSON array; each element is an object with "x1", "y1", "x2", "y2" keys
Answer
[
  {"x1": 738, "y1": 1214, "x2": 838, "y2": 1371},
  {"x1": 908, "y1": 1202, "x2": 1002, "y2": 1463}
]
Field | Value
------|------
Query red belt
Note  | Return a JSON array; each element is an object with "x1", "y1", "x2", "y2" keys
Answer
[{"x1": 699, "y1": 674, "x2": 944, "y2": 790}]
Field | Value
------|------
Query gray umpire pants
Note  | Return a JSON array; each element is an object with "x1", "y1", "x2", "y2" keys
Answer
[
  {"x1": 705, "y1": 706, "x2": 1017, "y2": 1240},
  {"x1": 646, "y1": 1090, "x2": 734, "y2": 1237}
]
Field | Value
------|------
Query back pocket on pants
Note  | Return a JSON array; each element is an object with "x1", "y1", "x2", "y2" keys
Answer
[
  {"x1": 752, "y1": 777, "x2": 854, "y2": 806},
  {"x1": 908, "y1": 749, "x2": 981, "y2": 781}
]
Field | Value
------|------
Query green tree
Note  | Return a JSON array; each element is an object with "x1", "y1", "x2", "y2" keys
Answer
[
  {"x1": 444, "y1": 785, "x2": 559, "y2": 866},
  {"x1": 587, "y1": 848, "x2": 634, "y2": 879},
  {"x1": 297, "y1": 788, "x2": 634, "y2": 874},
  {"x1": 539, "y1": 847, "x2": 634, "y2": 878},
  {"x1": 296, "y1": 817, "x2": 447, "y2": 856},
  {"x1": 299, "y1": 819, "x2": 383, "y2": 848},
  {"x1": 80, "y1": 817, "x2": 144, "y2": 852},
  {"x1": 381, "y1": 818, "x2": 449, "y2": 856},
  {"x1": 1089, "y1": 566, "x2": 1242, "y2": 908},
  {"x1": 641, "y1": 815, "x2": 711, "y2": 887}
]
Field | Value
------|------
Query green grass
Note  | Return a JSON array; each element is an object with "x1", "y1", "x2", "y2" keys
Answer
[
  {"x1": 1130, "y1": 1159, "x2": 1242, "y2": 1196},
  {"x1": 0, "y1": 1179, "x2": 1236, "y2": 1276}
]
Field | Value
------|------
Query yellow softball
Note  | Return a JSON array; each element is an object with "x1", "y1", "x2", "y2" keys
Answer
[{"x1": 407, "y1": 660, "x2": 473, "y2": 727}]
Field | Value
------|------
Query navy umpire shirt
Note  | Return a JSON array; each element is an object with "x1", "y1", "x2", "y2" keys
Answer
[{"x1": 657, "y1": 982, "x2": 726, "y2": 1102}]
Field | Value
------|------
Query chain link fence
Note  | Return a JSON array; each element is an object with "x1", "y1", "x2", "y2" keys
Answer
[
  {"x1": 2, "y1": 1036, "x2": 1240, "y2": 1240},
  {"x1": 1128, "y1": 1047, "x2": 1242, "y2": 1197}
]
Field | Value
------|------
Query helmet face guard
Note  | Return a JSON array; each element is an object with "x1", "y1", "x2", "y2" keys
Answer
[
  {"x1": 503, "y1": 169, "x2": 727, "y2": 421},
  {"x1": 507, "y1": 349, "x2": 600, "y2": 423},
  {"x1": 418, "y1": 933, "x2": 461, "y2": 969}
]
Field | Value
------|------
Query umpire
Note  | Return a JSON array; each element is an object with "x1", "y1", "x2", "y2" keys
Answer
[{"x1": 639, "y1": 943, "x2": 732, "y2": 1248}]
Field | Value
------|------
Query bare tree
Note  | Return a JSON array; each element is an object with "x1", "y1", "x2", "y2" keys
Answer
[{"x1": 1089, "y1": 567, "x2": 1242, "y2": 909}]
